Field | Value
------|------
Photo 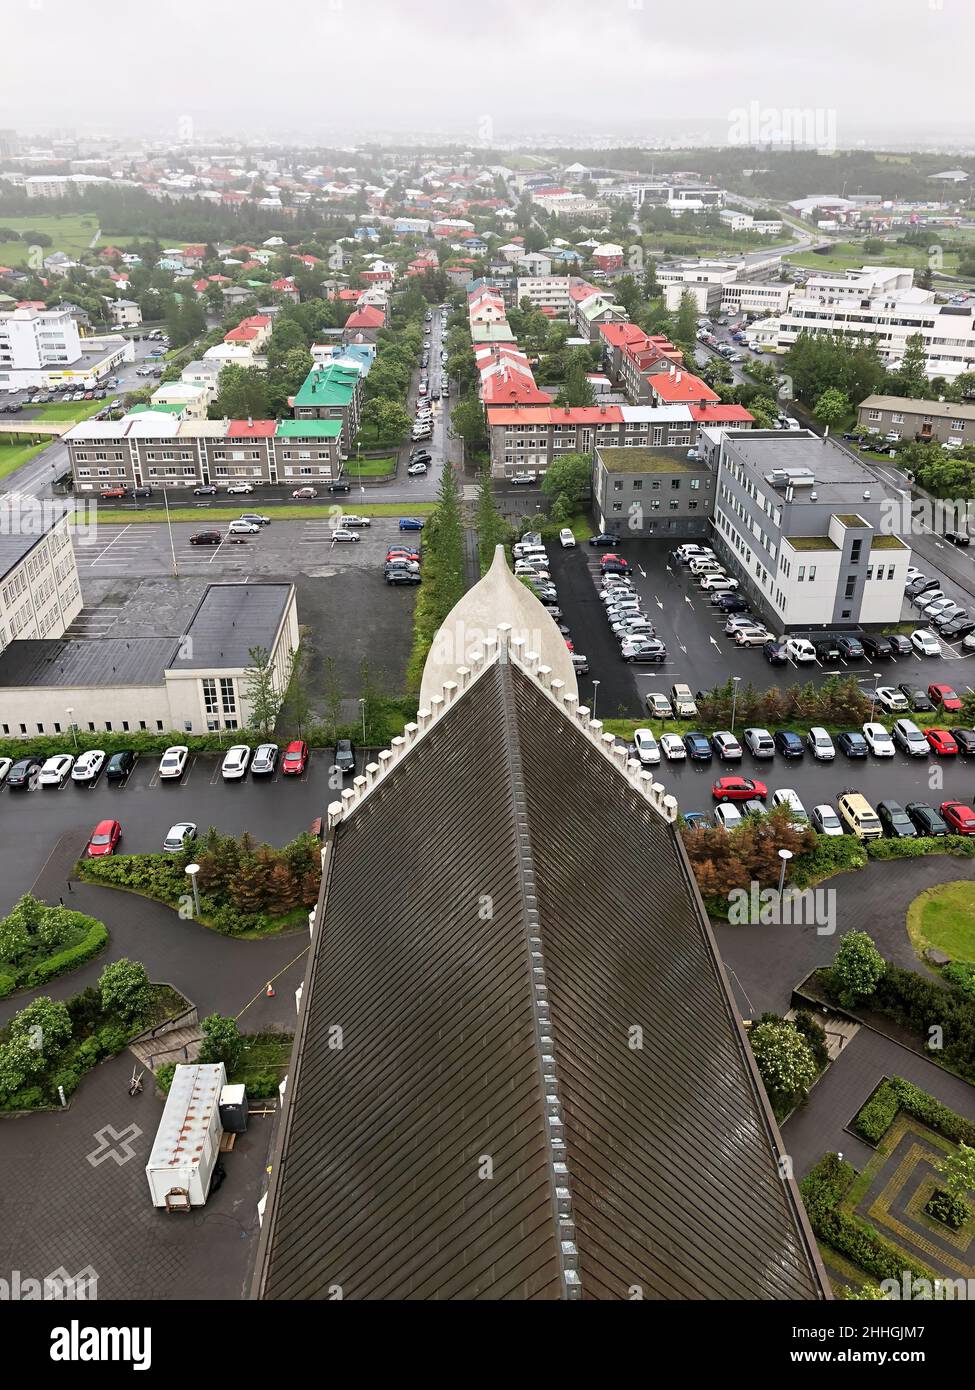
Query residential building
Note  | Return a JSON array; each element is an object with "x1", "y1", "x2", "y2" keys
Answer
[
  {"x1": 591, "y1": 242, "x2": 624, "y2": 272},
  {"x1": 109, "y1": 299, "x2": 142, "y2": 328},
  {"x1": 515, "y1": 275, "x2": 572, "y2": 313},
  {"x1": 486, "y1": 404, "x2": 698, "y2": 478},
  {"x1": 573, "y1": 292, "x2": 628, "y2": 342},
  {"x1": 179, "y1": 359, "x2": 222, "y2": 400},
  {"x1": 711, "y1": 431, "x2": 912, "y2": 632},
  {"x1": 0, "y1": 509, "x2": 82, "y2": 654},
  {"x1": 857, "y1": 394, "x2": 975, "y2": 447},
  {"x1": 291, "y1": 362, "x2": 363, "y2": 449},
  {"x1": 149, "y1": 382, "x2": 208, "y2": 419},
  {"x1": 594, "y1": 445, "x2": 713, "y2": 537},
  {"x1": 0, "y1": 582, "x2": 297, "y2": 738},
  {"x1": 0, "y1": 306, "x2": 132, "y2": 391}
]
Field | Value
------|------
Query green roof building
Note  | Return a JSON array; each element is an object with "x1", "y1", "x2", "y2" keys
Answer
[{"x1": 292, "y1": 363, "x2": 362, "y2": 449}]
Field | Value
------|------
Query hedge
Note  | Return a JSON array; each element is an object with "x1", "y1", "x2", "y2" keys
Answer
[
  {"x1": 867, "y1": 836, "x2": 975, "y2": 861},
  {"x1": 800, "y1": 1153, "x2": 936, "y2": 1285},
  {"x1": 0, "y1": 970, "x2": 15, "y2": 1000},
  {"x1": 23, "y1": 918, "x2": 108, "y2": 989},
  {"x1": 855, "y1": 1076, "x2": 975, "y2": 1148}
]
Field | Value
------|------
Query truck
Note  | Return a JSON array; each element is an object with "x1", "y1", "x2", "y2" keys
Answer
[{"x1": 145, "y1": 1062, "x2": 226, "y2": 1210}]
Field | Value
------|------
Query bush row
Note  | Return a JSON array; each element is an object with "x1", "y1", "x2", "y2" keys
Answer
[
  {"x1": 855, "y1": 1076, "x2": 975, "y2": 1148},
  {"x1": 23, "y1": 918, "x2": 108, "y2": 990},
  {"x1": 867, "y1": 836, "x2": 975, "y2": 861}
]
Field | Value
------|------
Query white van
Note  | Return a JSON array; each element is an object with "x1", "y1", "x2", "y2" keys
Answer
[
  {"x1": 786, "y1": 637, "x2": 817, "y2": 663},
  {"x1": 770, "y1": 788, "x2": 808, "y2": 827},
  {"x1": 689, "y1": 557, "x2": 724, "y2": 577}
]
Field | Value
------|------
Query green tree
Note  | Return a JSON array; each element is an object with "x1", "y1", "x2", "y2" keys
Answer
[
  {"x1": 892, "y1": 332, "x2": 929, "y2": 399},
  {"x1": 476, "y1": 473, "x2": 512, "y2": 573},
  {"x1": 360, "y1": 397, "x2": 411, "y2": 445},
  {"x1": 672, "y1": 289, "x2": 700, "y2": 356},
  {"x1": 749, "y1": 1018, "x2": 818, "y2": 1116},
  {"x1": 281, "y1": 639, "x2": 313, "y2": 737},
  {"x1": 212, "y1": 364, "x2": 269, "y2": 420},
  {"x1": 831, "y1": 930, "x2": 885, "y2": 1008},
  {"x1": 9, "y1": 995, "x2": 73, "y2": 1061},
  {"x1": 98, "y1": 959, "x2": 151, "y2": 1024},
  {"x1": 541, "y1": 452, "x2": 592, "y2": 515},
  {"x1": 450, "y1": 392, "x2": 488, "y2": 453},
  {"x1": 556, "y1": 359, "x2": 596, "y2": 408},
  {"x1": 936, "y1": 1142, "x2": 975, "y2": 1205},
  {"x1": 198, "y1": 1014, "x2": 243, "y2": 1072},
  {"x1": 813, "y1": 386, "x2": 850, "y2": 429},
  {"x1": 243, "y1": 646, "x2": 284, "y2": 738}
]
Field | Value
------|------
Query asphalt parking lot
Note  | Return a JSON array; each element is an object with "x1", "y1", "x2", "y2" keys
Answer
[{"x1": 544, "y1": 538, "x2": 975, "y2": 720}]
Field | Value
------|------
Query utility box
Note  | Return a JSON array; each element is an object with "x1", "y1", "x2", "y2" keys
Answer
[
  {"x1": 146, "y1": 1062, "x2": 226, "y2": 1210},
  {"x1": 218, "y1": 1083, "x2": 249, "y2": 1134}
]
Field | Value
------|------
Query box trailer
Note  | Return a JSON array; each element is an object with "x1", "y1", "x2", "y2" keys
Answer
[{"x1": 146, "y1": 1062, "x2": 226, "y2": 1211}]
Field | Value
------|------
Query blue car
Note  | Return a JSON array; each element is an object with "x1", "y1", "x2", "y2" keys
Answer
[
  {"x1": 836, "y1": 730, "x2": 869, "y2": 758},
  {"x1": 399, "y1": 517, "x2": 424, "y2": 531},
  {"x1": 683, "y1": 812, "x2": 710, "y2": 830},
  {"x1": 773, "y1": 729, "x2": 804, "y2": 759},
  {"x1": 682, "y1": 732, "x2": 713, "y2": 762}
]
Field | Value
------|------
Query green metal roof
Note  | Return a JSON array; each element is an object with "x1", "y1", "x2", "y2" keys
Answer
[
  {"x1": 292, "y1": 364, "x2": 360, "y2": 408},
  {"x1": 275, "y1": 418, "x2": 342, "y2": 438},
  {"x1": 127, "y1": 401, "x2": 185, "y2": 415}
]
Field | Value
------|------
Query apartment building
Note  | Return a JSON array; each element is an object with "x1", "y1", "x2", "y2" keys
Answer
[
  {"x1": 109, "y1": 299, "x2": 142, "y2": 328},
  {"x1": 0, "y1": 510, "x2": 82, "y2": 654},
  {"x1": 593, "y1": 445, "x2": 713, "y2": 538},
  {"x1": 291, "y1": 362, "x2": 363, "y2": 449},
  {"x1": 515, "y1": 276, "x2": 572, "y2": 313},
  {"x1": 856, "y1": 394, "x2": 975, "y2": 447},
  {"x1": 711, "y1": 431, "x2": 911, "y2": 632},
  {"x1": 747, "y1": 266, "x2": 975, "y2": 379},
  {"x1": 659, "y1": 259, "x2": 791, "y2": 316},
  {"x1": 572, "y1": 292, "x2": 628, "y2": 342},
  {"x1": 486, "y1": 404, "x2": 700, "y2": 479},
  {"x1": 0, "y1": 305, "x2": 81, "y2": 371}
]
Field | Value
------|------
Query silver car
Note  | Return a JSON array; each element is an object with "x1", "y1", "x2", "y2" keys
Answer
[
  {"x1": 163, "y1": 822, "x2": 197, "y2": 853},
  {"x1": 251, "y1": 742, "x2": 278, "y2": 776}
]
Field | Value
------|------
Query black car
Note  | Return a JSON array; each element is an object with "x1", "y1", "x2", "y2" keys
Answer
[
  {"x1": 951, "y1": 728, "x2": 975, "y2": 755},
  {"x1": 328, "y1": 481, "x2": 351, "y2": 494},
  {"x1": 334, "y1": 739, "x2": 355, "y2": 775},
  {"x1": 600, "y1": 559, "x2": 631, "y2": 576},
  {"x1": 886, "y1": 633, "x2": 913, "y2": 656},
  {"x1": 861, "y1": 634, "x2": 893, "y2": 659},
  {"x1": 716, "y1": 594, "x2": 749, "y2": 613},
  {"x1": 905, "y1": 802, "x2": 949, "y2": 837},
  {"x1": 193, "y1": 484, "x2": 218, "y2": 496},
  {"x1": 773, "y1": 729, "x2": 804, "y2": 759},
  {"x1": 814, "y1": 638, "x2": 841, "y2": 663},
  {"x1": 906, "y1": 577, "x2": 938, "y2": 598},
  {"x1": 7, "y1": 757, "x2": 41, "y2": 788},
  {"x1": 385, "y1": 567, "x2": 420, "y2": 585},
  {"x1": 411, "y1": 452, "x2": 432, "y2": 465},
  {"x1": 945, "y1": 530, "x2": 971, "y2": 546},
  {"x1": 898, "y1": 683, "x2": 935, "y2": 713},
  {"x1": 682, "y1": 732, "x2": 713, "y2": 761},
  {"x1": 189, "y1": 530, "x2": 221, "y2": 545},
  {"x1": 836, "y1": 635, "x2": 865, "y2": 660},
  {"x1": 131, "y1": 486, "x2": 153, "y2": 498},
  {"x1": 836, "y1": 730, "x2": 869, "y2": 758},
  {"x1": 105, "y1": 749, "x2": 135, "y2": 781},
  {"x1": 763, "y1": 638, "x2": 788, "y2": 665},
  {"x1": 877, "y1": 800, "x2": 918, "y2": 839},
  {"x1": 941, "y1": 618, "x2": 975, "y2": 640},
  {"x1": 589, "y1": 534, "x2": 619, "y2": 547}
]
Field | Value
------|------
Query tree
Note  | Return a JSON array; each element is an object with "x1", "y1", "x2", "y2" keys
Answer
[
  {"x1": 198, "y1": 1014, "x2": 243, "y2": 1073},
  {"x1": 749, "y1": 1018, "x2": 818, "y2": 1116},
  {"x1": 672, "y1": 289, "x2": 699, "y2": 356},
  {"x1": 360, "y1": 397, "x2": 411, "y2": 445},
  {"x1": 831, "y1": 930, "x2": 885, "y2": 1008},
  {"x1": 211, "y1": 364, "x2": 269, "y2": 420},
  {"x1": 541, "y1": 452, "x2": 591, "y2": 516},
  {"x1": 745, "y1": 394, "x2": 779, "y2": 429},
  {"x1": 936, "y1": 1143, "x2": 975, "y2": 1206},
  {"x1": 450, "y1": 391, "x2": 488, "y2": 453},
  {"x1": 813, "y1": 386, "x2": 850, "y2": 429},
  {"x1": 243, "y1": 646, "x2": 284, "y2": 738},
  {"x1": 476, "y1": 472, "x2": 512, "y2": 573},
  {"x1": 281, "y1": 636, "x2": 313, "y2": 737},
  {"x1": 99, "y1": 959, "x2": 151, "y2": 1024},
  {"x1": 892, "y1": 332, "x2": 929, "y2": 399},
  {"x1": 9, "y1": 995, "x2": 73, "y2": 1061},
  {"x1": 556, "y1": 359, "x2": 595, "y2": 408},
  {"x1": 321, "y1": 654, "x2": 343, "y2": 740}
]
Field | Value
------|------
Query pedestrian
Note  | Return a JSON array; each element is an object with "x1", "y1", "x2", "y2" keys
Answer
[
  {"x1": 59, "y1": 897, "x2": 64, "y2": 907},
  {"x1": 66, "y1": 878, "x2": 73, "y2": 893}
]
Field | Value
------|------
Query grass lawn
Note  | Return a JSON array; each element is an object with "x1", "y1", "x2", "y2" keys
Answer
[
  {"x1": 0, "y1": 440, "x2": 48, "y2": 478},
  {"x1": 345, "y1": 455, "x2": 396, "y2": 476},
  {"x1": 89, "y1": 501, "x2": 438, "y2": 523},
  {"x1": 907, "y1": 880, "x2": 975, "y2": 965},
  {"x1": 0, "y1": 214, "x2": 102, "y2": 265},
  {"x1": 786, "y1": 239, "x2": 961, "y2": 276},
  {"x1": 229, "y1": 1032, "x2": 294, "y2": 1095},
  {"x1": 29, "y1": 400, "x2": 104, "y2": 423}
]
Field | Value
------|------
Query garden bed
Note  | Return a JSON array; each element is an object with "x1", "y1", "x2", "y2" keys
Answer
[{"x1": 0, "y1": 896, "x2": 108, "y2": 999}]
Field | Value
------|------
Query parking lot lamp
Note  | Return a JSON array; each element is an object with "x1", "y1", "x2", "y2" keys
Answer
[
  {"x1": 185, "y1": 863, "x2": 201, "y2": 918},
  {"x1": 730, "y1": 676, "x2": 741, "y2": 732},
  {"x1": 359, "y1": 696, "x2": 366, "y2": 745},
  {"x1": 777, "y1": 848, "x2": 793, "y2": 895},
  {"x1": 65, "y1": 707, "x2": 77, "y2": 751},
  {"x1": 591, "y1": 679, "x2": 601, "y2": 722},
  {"x1": 163, "y1": 485, "x2": 178, "y2": 578},
  {"x1": 870, "y1": 671, "x2": 880, "y2": 722}
]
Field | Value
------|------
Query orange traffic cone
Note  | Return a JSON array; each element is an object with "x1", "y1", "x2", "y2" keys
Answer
[{"x1": 265, "y1": 982, "x2": 275, "y2": 998}]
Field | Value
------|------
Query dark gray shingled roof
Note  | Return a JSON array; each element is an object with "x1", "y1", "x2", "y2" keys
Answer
[
  {"x1": 252, "y1": 657, "x2": 828, "y2": 1301},
  {"x1": 167, "y1": 583, "x2": 293, "y2": 670},
  {"x1": 0, "y1": 636, "x2": 174, "y2": 688}
]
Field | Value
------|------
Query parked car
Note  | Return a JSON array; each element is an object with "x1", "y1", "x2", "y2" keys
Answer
[
  {"x1": 892, "y1": 718, "x2": 929, "y2": 757},
  {"x1": 228, "y1": 519, "x2": 260, "y2": 535},
  {"x1": 163, "y1": 822, "x2": 197, "y2": 853},
  {"x1": 6, "y1": 757, "x2": 41, "y2": 789},
  {"x1": 713, "y1": 803, "x2": 743, "y2": 831},
  {"x1": 773, "y1": 730, "x2": 804, "y2": 760},
  {"x1": 558, "y1": 527, "x2": 576, "y2": 549},
  {"x1": 743, "y1": 727, "x2": 775, "y2": 758},
  {"x1": 334, "y1": 739, "x2": 355, "y2": 775},
  {"x1": 941, "y1": 801, "x2": 975, "y2": 836},
  {"x1": 291, "y1": 486, "x2": 317, "y2": 499},
  {"x1": 221, "y1": 744, "x2": 252, "y2": 780},
  {"x1": 682, "y1": 732, "x2": 712, "y2": 761},
  {"x1": 810, "y1": 804, "x2": 843, "y2": 836},
  {"x1": 38, "y1": 754, "x2": 74, "y2": 787},
  {"x1": 763, "y1": 638, "x2": 789, "y2": 665},
  {"x1": 407, "y1": 461, "x2": 428, "y2": 476},
  {"x1": 928, "y1": 683, "x2": 962, "y2": 713},
  {"x1": 632, "y1": 728, "x2": 661, "y2": 766},
  {"x1": 836, "y1": 730, "x2": 869, "y2": 758},
  {"x1": 621, "y1": 637, "x2": 666, "y2": 663},
  {"x1": 770, "y1": 788, "x2": 808, "y2": 827},
  {"x1": 189, "y1": 530, "x2": 221, "y2": 546},
  {"x1": 660, "y1": 734, "x2": 686, "y2": 760},
  {"x1": 905, "y1": 802, "x2": 949, "y2": 837},
  {"x1": 646, "y1": 692, "x2": 673, "y2": 718},
  {"x1": 712, "y1": 776, "x2": 767, "y2": 802},
  {"x1": 158, "y1": 745, "x2": 189, "y2": 780},
  {"x1": 327, "y1": 481, "x2": 351, "y2": 494},
  {"x1": 105, "y1": 749, "x2": 135, "y2": 781},
  {"x1": 925, "y1": 728, "x2": 959, "y2": 757},
  {"x1": 99, "y1": 486, "x2": 128, "y2": 500},
  {"x1": 733, "y1": 626, "x2": 771, "y2": 647},
  {"x1": 886, "y1": 634, "x2": 913, "y2": 656},
  {"x1": 898, "y1": 682, "x2": 935, "y2": 712},
  {"x1": 875, "y1": 685, "x2": 908, "y2": 714},
  {"x1": 86, "y1": 819, "x2": 122, "y2": 857},
  {"x1": 711, "y1": 731, "x2": 743, "y2": 761},
  {"x1": 399, "y1": 517, "x2": 424, "y2": 531},
  {"x1": 330, "y1": 529, "x2": 361, "y2": 543},
  {"x1": 910, "y1": 629, "x2": 941, "y2": 657},
  {"x1": 251, "y1": 743, "x2": 278, "y2": 776},
  {"x1": 877, "y1": 800, "x2": 918, "y2": 838},
  {"x1": 227, "y1": 483, "x2": 254, "y2": 494},
  {"x1": 836, "y1": 635, "x2": 865, "y2": 660},
  {"x1": 862, "y1": 722, "x2": 895, "y2": 757},
  {"x1": 861, "y1": 634, "x2": 893, "y2": 660},
  {"x1": 716, "y1": 594, "x2": 749, "y2": 613},
  {"x1": 950, "y1": 728, "x2": 975, "y2": 756},
  {"x1": 71, "y1": 749, "x2": 105, "y2": 782},
  {"x1": 806, "y1": 727, "x2": 835, "y2": 761},
  {"x1": 282, "y1": 740, "x2": 309, "y2": 775},
  {"x1": 193, "y1": 484, "x2": 218, "y2": 496},
  {"x1": 785, "y1": 637, "x2": 816, "y2": 664},
  {"x1": 814, "y1": 638, "x2": 841, "y2": 663}
]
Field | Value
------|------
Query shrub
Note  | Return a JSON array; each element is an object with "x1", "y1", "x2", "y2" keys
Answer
[
  {"x1": 854, "y1": 1083, "x2": 902, "y2": 1143},
  {"x1": 75, "y1": 1038, "x2": 100, "y2": 1070},
  {"x1": 99, "y1": 958, "x2": 151, "y2": 1023},
  {"x1": 0, "y1": 971, "x2": 15, "y2": 999},
  {"x1": 867, "y1": 835, "x2": 975, "y2": 861},
  {"x1": 48, "y1": 1066, "x2": 80, "y2": 1099},
  {"x1": 800, "y1": 1153, "x2": 935, "y2": 1284},
  {"x1": 942, "y1": 962, "x2": 975, "y2": 997},
  {"x1": 246, "y1": 1068, "x2": 281, "y2": 1098},
  {"x1": 831, "y1": 930, "x2": 885, "y2": 1008},
  {"x1": 749, "y1": 1017, "x2": 818, "y2": 1119},
  {"x1": 854, "y1": 1076, "x2": 975, "y2": 1147},
  {"x1": 792, "y1": 1010, "x2": 830, "y2": 1072},
  {"x1": 156, "y1": 1063, "x2": 177, "y2": 1095},
  {"x1": 924, "y1": 1189, "x2": 968, "y2": 1229},
  {"x1": 3, "y1": 1085, "x2": 43, "y2": 1110},
  {"x1": 94, "y1": 1024, "x2": 129, "y2": 1057},
  {"x1": 198, "y1": 1014, "x2": 242, "y2": 1072},
  {"x1": 23, "y1": 918, "x2": 108, "y2": 988}
]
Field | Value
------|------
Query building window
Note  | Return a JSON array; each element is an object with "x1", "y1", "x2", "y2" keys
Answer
[
  {"x1": 220, "y1": 678, "x2": 236, "y2": 715},
  {"x1": 850, "y1": 539, "x2": 862, "y2": 563},
  {"x1": 613, "y1": 480, "x2": 623, "y2": 491},
  {"x1": 632, "y1": 480, "x2": 642, "y2": 491},
  {"x1": 156, "y1": 721, "x2": 164, "y2": 731},
  {"x1": 844, "y1": 576, "x2": 856, "y2": 600},
  {"x1": 798, "y1": 566, "x2": 805, "y2": 581},
  {"x1": 202, "y1": 678, "x2": 218, "y2": 716},
  {"x1": 808, "y1": 566, "x2": 816, "y2": 582}
]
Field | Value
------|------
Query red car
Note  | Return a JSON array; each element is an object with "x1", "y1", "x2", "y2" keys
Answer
[
  {"x1": 282, "y1": 740, "x2": 309, "y2": 776},
  {"x1": 941, "y1": 801, "x2": 975, "y2": 835},
  {"x1": 86, "y1": 819, "x2": 121, "y2": 856},
  {"x1": 386, "y1": 549, "x2": 420, "y2": 563},
  {"x1": 100, "y1": 486, "x2": 129, "y2": 499},
  {"x1": 928, "y1": 683, "x2": 962, "y2": 713},
  {"x1": 711, "y1": 776, "x2": 768, "y2": 802},
  {"x1": 926, "y1": 727, "x2": 958, "y2": 756}
]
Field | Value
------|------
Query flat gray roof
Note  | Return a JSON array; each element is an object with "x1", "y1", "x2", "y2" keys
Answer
[
  {"x1": 0, "y1": 637, "x2": 174, "y2": 689},
  {"x1": 0, "y1": 506, "x2": 73, "y2": 582},
  {"x1": 725, "y1": 432, "x2": 904, "y2": 505},
  {"x1": 168, "y1": 582, "x2": 292, "y2": 670}
]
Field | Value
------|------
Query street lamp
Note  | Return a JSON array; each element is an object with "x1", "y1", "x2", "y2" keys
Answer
[
  {"x1": 163, "y1": 485, "x2": 178, "y2": 578},
  {"x1": 777, "y1": 848, "x2": 793, "y2": 895},
  {"x1": 591, "y1": 679, "x2": 601, "y2": 722},
  {"x1": 359, "y1": 696, "x2": 366, "y2": 745},
  {"x1": 730, "y1": 676, "x2": 741, "y2": 732},
  {"x1": 870, "y1": 671, "x2": 880, "y2": 722},
  {"x1": 185, "y1": 863, "x2": 201, "y2": 918},
  {"x1": 65, "y1": 707, "x2": 77, "y2": 751}
]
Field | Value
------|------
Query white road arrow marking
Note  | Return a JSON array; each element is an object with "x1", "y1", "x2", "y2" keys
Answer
[
  {"x1": 638, "y1": 565, "x2": 647, "y2": 578},
  {"x1": 709, "y1": 637, "x2": 720, "y2": 650},
  {"x1": 654, "y1": 596, "x2": 663, "y2": 609},
  {"x1": 685, "y1": 595, "x2": 694, "y2": 609}
]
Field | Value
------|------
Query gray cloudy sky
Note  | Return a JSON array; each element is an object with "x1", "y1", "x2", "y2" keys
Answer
[{"x1": 5, "y1": 0, "x2": 972, "y2": 144}]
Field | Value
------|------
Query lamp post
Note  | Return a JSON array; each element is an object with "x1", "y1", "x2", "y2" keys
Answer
[
  {"x1": 730, "y1": 675, "x2": 741, "y2": 732},
  {"x1": 591, "y1": 679, "x2": 601, "y2": 722},
  {"x1": 185, "y1": 863, "x2": 201, "y2": 918},
  {"x1": 777, "y1": 848, "x2": 793, "y2": 896},
  {"x1": 163, "y1": 484, "x2": 178, "y2": 578},
  {"x1": 870, "y1": 671, "x2": 880, "y2": 722},
  {"x1": 359, "y1": 696, "x2": 366, "y2": 745},
  {"x1": 65, "y1": 707, "x2": 77, "y2": 751}
]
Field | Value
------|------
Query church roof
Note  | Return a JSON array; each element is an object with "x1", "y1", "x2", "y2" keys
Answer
[{"x1": 252, "y1": 637, "x2": 828, "y2": 1301}]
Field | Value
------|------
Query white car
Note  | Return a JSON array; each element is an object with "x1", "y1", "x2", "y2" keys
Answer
[
  {"x1": 785, "y1": 638, "x2": 817, "y2": 663},
  {"x1": 163, "y1": 822, "x2": 197, "y2": 853},
  {"x1": 38, "y1": 754, "x2": 74, "y2": 787},
  {"x1": 646, "y1": 692, "x2": 673, "y2": 718},
  {"x1": 330, "y1": 529, "x2": 360, "y2": 543},
  {"x1": 734, "y1": 626, "x2": 771, "y2": 647},
  {"x1": 251, "y1": 742, "x2": 278, "y2": 776},
  {"x1": 632, "y1": 728, "x2": 661, "y2": 765},
  {"x1": 228, "y1": 519, "x2": 260, "y2": 534},
  {"x1": 660, "y1": 733, "x2": 687, "y2": 760},
  {"x1": 743, "y1": 727, "x2": 775, "y2": 758},
  {"x1": 339, "y1": 515, "x2": 371, "y2": 527},
  {"x1": 700, "y1": 575, "x2": 739, "y2": 593},
  {"x1": 911, "y1": 629, "x2": 941, "y2": 657},
  {"x1": 770, "y1": 788, "x2": 808, "y2": 827},
  {"x1": 226, "y1": 483, "x2": 254, "y2": 494},
  {"x1": 0, "y1": 757, "x2": 11, "y2": 784},
  {"x1": 559, "y1": 527, "x2": 576, "y2": 548},
  {"x1": 71, "y1": 749, "x2": 106, "y2": 782},
  {"x1": 811, "y1": 805, "x2": 844, "y2": 837},
  {"x1": 905, "y1": 567, "x2": 924, "y2": 584},
  {"x1": 158, "y1": 745, "x2": 189, "y2": 780},
  {"x1": 407, "y1": 462, "x2": 428, "y2": 476},
  {"x1": 713, "y1": 803, "x2": 743, "y2": 832},
  {"x1": 862, "y1": 721, "x2": 895, "y2": 757},
  {"x1": 221, "y1": 744, "x2": 251, "y2": 780},
  {"x1": 912, "y1": 588, "x2": 944, "y2": 609},
  {"x1": 875, "y1": 685, "x2": 909, "y2": 714},
  {"x1": 613, "y1": 618, "x2": 655, "y2": 638},
  {"x1": 711, "y1": 731, "x2": 742, "y2": 761},
  {"x1": 806, "y1": 727, "x2": 835, "y2": 761}
]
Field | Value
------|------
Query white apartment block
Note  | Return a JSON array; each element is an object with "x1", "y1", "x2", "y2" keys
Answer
[
  {"x1": 515, "y1": 276, "x2": 572, "y2": 313},
  {"x1": 0, "y1": 510, "x2": 82, "y2": 653},
  {"x1": 109, "y1": 299, "x2": 142, "y2": 327},
  {"x1": 0, "y1": 306, "x2": 82, "y2": 372}
]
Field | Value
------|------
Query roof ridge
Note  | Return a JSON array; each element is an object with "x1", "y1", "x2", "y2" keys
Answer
[{"x1": 497, "y1": 653, "x2": 582, "y2": 1301}]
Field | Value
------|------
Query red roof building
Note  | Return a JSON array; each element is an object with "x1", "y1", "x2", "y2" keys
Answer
[
  {"x1": 648, "y1": 369, "x2": 719, "y2": 407},
  {"x1": 345, "y1": 305, "x2": 385, "y2": 330},
  {"x1": 226, "y1": 419, "x2": 276, "y2": 438}
]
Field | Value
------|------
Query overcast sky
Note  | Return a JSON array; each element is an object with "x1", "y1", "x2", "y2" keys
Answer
[{"x1": 5, "y1": 0, "x2": 972, "y2": 146}]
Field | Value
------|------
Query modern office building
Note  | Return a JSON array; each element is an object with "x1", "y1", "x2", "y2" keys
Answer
[
  {"x1": 0, "y1": 508, "x2": 82, "y2": 654},
  {"x1": 593, "y1": 445, "x2": 713, "y2": 538}
]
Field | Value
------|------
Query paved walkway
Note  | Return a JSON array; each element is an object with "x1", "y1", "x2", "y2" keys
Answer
[{"x1": 714, "y1": 855, "x2": 975, "y2": 1018}]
